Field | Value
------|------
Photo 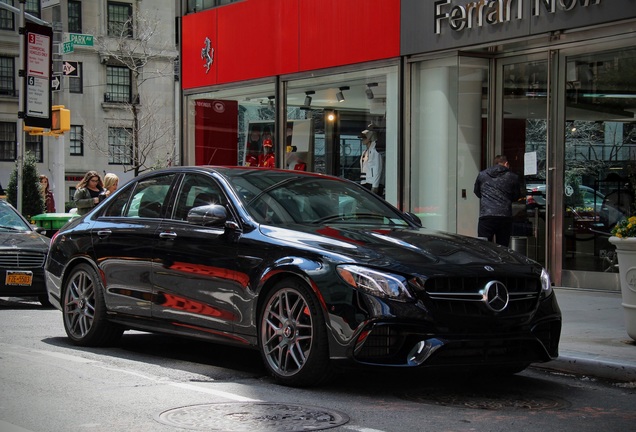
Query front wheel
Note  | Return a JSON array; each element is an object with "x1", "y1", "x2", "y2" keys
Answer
[
  {"x1": 62, "y1": 263, "x2": 123, "y2": 347},
  {"x1": 258, "y1": 278, "x2": 331, "y2": 387}
]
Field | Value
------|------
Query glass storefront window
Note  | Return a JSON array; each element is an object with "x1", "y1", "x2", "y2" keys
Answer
[
  {"x1": 563, "y1": 47, "x2": 636, "y2": 274},
  {"x1": 285, "y1": 66, "x2": 400, "y2": 205},
  {"x1": 183, "y1": 83, "x2": 276, "y2": 167}
]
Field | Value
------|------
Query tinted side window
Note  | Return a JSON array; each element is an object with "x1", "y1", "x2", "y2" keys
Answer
[
  {"x1": 172, "y1": 174, "x2": 225, "y2": 221},
  {"x1": 102, "y1": 174, "x2": 175, "y2": 218}
]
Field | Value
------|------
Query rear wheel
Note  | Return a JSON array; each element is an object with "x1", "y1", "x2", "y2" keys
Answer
[
  {"x1": 62, "y1": 263, "x2": 123, "y2": 346},
  {"x1": 258, "y1": 278, "x2": 331, "y2": 387}
]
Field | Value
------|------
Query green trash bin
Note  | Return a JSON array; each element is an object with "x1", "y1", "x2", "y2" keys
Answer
[{"x1": 31, "y1": 213, "x2": 78, "y2": 238}]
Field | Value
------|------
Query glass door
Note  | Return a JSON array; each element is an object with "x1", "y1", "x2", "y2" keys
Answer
[{"x1": 497, "y1": 55, "x2": 550, "y2": 267}]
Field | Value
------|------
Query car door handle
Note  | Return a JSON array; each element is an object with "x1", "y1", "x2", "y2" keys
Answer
[
  {"x1": 96, "y1": 230, "x2": 112, "y2": 238},
  {"x1": 159, "y1": 231, "x2": 177, "y2": 239}
]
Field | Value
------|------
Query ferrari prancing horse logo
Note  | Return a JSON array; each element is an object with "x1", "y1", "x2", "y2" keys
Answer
[{"x1": 201, "y1": 37, "x2": 214, "y2": 73}]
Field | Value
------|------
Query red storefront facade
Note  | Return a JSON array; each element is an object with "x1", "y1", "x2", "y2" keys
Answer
[{"x1": 180, "y1": 0, "x2": 636, "y2": 290}]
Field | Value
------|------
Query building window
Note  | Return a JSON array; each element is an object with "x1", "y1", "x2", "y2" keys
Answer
[
  {"x1": 25, "y1": 0, "x2": 40, "y2": 18},
  {"x1": 187, "y1": 0, "x2": 239, "y2": 13},
  {"x1": 69, "y1": 125, "x2": 83, "y2": 156},
  {"x1": 68, "y1": 62, "x2": 83, "y2": 93},
  {"x1": 25, "y1": 134, "x2": 43, "y2": 163},
  {"x1": 0, "y1": 0, "x2": 15, "y2": 30},
  {"x1": 0, "y1": 56, "x2": 15, "y2": 96},
  {"x1": 68, "y1": 0, "x2": 82, "y2": 33},
  {"x1": 107, "y1": 2, "x2": 133, "y2": 38},
  {"x1": 106, "y1": 65, "x2": 131, "y2": 103},
  {"x1": 108, "y1": 127, "x2": 132, "y2": 164},
  {"x1": 0, "y1": 122, "x2": 16, "y2": 161}
]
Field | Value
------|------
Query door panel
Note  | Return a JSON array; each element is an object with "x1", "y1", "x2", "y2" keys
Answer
[
  {"x1": 498, "y1": 57, "x2": 550, "y2": 267},
  {"x1": 93, "y1": 174, "x2": 176, "y2": 316},
  {"x1": 152, "y1": 174, "x2": 244, "y2": 336}
]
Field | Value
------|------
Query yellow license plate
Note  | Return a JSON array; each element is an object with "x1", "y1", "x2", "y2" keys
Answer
[{"x1": 5, "y1": 271, "x2": 33, "y2": 286}]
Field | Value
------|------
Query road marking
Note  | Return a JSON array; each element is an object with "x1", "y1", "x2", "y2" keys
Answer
[
  {"x1": 0, "y1": 420, "x2": 37, "y2": 432},
  {"x1": 343, "y1": 426, "x2": 388, "y2": 432},
  {"x1": 1, "y1": 343, "x2": 260, "y2": 402}
]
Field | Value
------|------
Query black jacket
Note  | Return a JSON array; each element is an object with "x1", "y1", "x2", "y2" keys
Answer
[{"x1": 474, "y1": 164, "x2": 521, "y2": 218}]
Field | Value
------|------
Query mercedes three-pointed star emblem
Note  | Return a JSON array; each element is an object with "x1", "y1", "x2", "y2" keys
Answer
[{"x1": 481, "y1": 280, "x2": 509, "y2": 312}]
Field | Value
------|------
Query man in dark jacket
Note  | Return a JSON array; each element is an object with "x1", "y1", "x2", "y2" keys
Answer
[{"x1": 474, "y1": 155, "x2": 521, "y2": 247}]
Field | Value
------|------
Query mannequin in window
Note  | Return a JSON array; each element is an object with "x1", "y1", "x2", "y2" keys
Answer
[
  {"x1": 359, "y1": 129, "x2": 382, "y2": 194},
  {"x1": 258, "y1": 138, "x2": 276, "y2": 168}
]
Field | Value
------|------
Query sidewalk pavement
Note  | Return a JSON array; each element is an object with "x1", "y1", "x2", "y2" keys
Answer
[{"x1": 532, "y1": 287, "x2": 636, "y2": 382}]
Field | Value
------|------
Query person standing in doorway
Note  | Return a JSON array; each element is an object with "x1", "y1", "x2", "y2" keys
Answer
[
  {"x1": 359, "y1": 129, "x2": 383, "y2": 194},
  {"x1": 73, "y1": 171, "x2": 104, "y2": 216},
  {"x1": 473, "y1": 155, "x2": 521, "y2": 247}
]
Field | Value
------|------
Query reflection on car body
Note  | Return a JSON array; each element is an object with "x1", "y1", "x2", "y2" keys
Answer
[{"x1": 45, "y1": 167, "x2": 561, "y2": 387}]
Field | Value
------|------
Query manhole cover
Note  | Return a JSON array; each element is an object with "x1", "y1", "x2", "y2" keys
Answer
[
  {"x1": 400, "y1": 388, "x2": 570, "y2": 411},
  {"x1": 156, "y1": 402, "x2": 349, "y2": 431}
]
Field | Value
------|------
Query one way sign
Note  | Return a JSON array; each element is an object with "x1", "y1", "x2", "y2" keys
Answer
[
  {"x1": 62, "y1": 61, "x2": 79, "y2": 77},
  {"x1": 51, "y1": 74, "x2": 61, "y2": 92}
]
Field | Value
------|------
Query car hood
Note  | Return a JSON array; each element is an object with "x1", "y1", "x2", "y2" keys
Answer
[
  {"x1": 0, "y1": 230, "x2": 50, "y2": 251},
  {"x1": 259, "y1": 224, "x2": 535, "y2": 275}
]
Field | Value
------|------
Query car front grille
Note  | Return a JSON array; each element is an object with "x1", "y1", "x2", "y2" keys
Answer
[
  {"x1": 0, "y1": 251, "x2": 46, "y2": 269},
  {"x1": 417, "y1": 276, "x2": 540, "y2": 323}
]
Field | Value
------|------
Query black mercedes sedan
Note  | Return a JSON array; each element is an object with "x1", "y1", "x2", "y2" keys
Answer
[
  {"x1": 1, "y1": 199, "x2": 51, "y2": 306},
  {"x1": 45, "y1": 166, "x2": 561, "y2": 387}
]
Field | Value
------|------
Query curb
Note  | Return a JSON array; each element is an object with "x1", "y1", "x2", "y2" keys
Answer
[{"x1": 532, "y1": 353, "x2": 636, "y2": 382}]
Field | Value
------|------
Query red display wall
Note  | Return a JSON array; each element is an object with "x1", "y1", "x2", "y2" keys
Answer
[
  {"x1": 181, "y1": 0, "x2": 400, "y2": 90},
  {"x1": 194, "y1": 99, "x2": 238, "y2": 166}
]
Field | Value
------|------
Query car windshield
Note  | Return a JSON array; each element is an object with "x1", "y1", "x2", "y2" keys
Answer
[
  {"x1": 225, "y1": 170, "x2": 410, "y2": 227},
  {"x1": 0, "y1": 202, "x2": 31, "y2": 232}
]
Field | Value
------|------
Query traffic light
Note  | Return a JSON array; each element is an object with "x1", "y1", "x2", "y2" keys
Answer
[{"x1": 51, "y1": 105, "x2": 71, "y2": 133}]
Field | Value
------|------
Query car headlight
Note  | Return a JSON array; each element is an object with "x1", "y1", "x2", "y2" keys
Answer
[
  {"x1": 540, "y1": 267, "x2": 553, "y2": 298},
  {"x1": 336, "y1": 265, "x2": 413, "y2": 301}
]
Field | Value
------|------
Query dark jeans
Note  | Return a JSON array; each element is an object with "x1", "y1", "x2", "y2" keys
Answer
[{"x1": 478, "y1": 216, "x2": 513, "y2": 247}]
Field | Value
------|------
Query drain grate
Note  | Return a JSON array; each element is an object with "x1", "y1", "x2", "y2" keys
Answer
[
  {"x1": 156, "y1": 402, "x2": 349, "y2": 431},
  {"x1": 400, "y1": 388, "x2": 570, "y2": 411}
]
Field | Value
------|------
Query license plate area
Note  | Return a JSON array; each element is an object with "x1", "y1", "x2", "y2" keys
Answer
[{"x1": 5, "y1": 271, "x2": 34, "y2": 286}]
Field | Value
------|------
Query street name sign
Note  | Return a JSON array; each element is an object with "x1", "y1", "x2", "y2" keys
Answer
[
  {"x1": 66, "y1": 33, "x2": 94, "y2": 46},
  {"x1": 61, "y1": 41, "x2": 74, "y2": 54}
]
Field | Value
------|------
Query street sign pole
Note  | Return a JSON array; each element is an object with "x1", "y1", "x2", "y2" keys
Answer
[{"x1": 17, "y1": 1, "x2": 25, "y2": 213}]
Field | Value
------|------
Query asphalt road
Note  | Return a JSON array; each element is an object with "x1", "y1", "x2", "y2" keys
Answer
[{"x1": 1, "y1": 297, "x2": 635, "y2": 432}]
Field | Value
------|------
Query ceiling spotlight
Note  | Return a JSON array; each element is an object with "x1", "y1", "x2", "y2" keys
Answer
[
  {"x1": 304, "y1": 90, "x2": 315, "y2": 107},
  {"x1": 336, "y1": 86, "x2": 349, "y2": 103},
  {"x1": 365, "y1": 83, "x2": 378, "y2": 100}
]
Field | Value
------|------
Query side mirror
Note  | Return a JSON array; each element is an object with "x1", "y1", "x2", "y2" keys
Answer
[
  {"x1": 33, "y1": 226, "x2": 47, "y2": 235},
  {"x1": 187, "y1": 204, "x2": 228, "y2": 227},
  {"x1": 404, "y1": 212, "x2": 422, "y2": 227}
]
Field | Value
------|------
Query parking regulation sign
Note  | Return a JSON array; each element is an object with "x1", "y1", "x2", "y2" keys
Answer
[{"x1": 24, "y1": 22, "x2": 53, "y2": 128}]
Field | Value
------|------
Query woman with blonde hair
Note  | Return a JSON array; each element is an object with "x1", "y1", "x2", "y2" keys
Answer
[
  {"x1": 73, "y1": 171, "x2": 104, "y2": 215},
  {"x1": 39, "y1": 174, "x2": 56, "y2": 213},
  {"x1": 103, "y1": 173, "x2": 119, "y2": 198}
]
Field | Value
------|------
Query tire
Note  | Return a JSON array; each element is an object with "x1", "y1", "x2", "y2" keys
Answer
[
  {"x1": 62, "y1": 263, "x2": 123, "y2": 347},
  {"x1": 258, "y1": 277, "x2": 331, "y2": 387}
]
